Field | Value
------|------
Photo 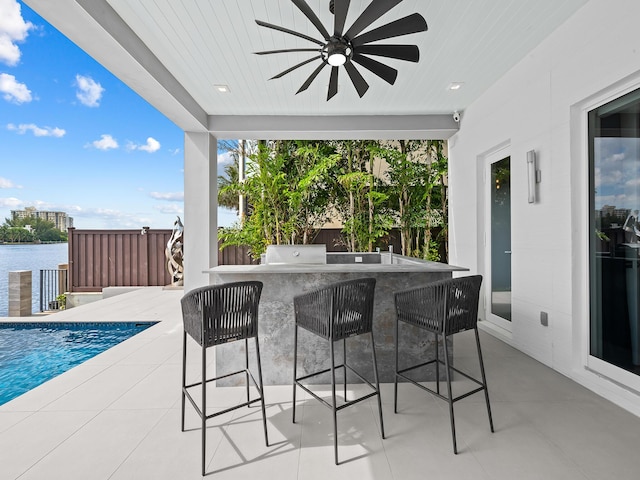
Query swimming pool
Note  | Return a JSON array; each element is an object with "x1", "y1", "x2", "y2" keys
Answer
[{"x1": 0, "y1": 322, "x2": 157, "y2": 406}]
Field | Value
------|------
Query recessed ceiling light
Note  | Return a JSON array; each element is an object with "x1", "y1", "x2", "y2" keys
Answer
[
  {"x1": 214, "y1": 84, "x2": 230, "y2": 93},
  {"x1": 448, "y1": 82, "x2": 464, "y2": 91}
]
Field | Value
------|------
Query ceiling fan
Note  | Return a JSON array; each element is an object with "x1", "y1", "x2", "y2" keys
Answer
[{"x1": 255, "y1": 0, "x2": 428, "y2": 100}]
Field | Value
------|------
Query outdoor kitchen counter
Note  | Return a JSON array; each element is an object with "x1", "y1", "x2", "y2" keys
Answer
[
  {"x1": 210, "y1": 260, "x2": 465, "y2": 274},
  {"x1": 207, "y1": 254, "x2": 468, "y2": 385}
]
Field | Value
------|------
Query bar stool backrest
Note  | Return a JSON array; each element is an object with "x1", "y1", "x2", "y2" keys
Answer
[
  {"x1": 294, "y1": 277, "x2": 376, "y2": 340},
  {"x1": 181, "y1": 281, "x2": 263, "y2": 347},
  {"x1": 394, "y1": 275, "x2": 482, "y2": 335}
]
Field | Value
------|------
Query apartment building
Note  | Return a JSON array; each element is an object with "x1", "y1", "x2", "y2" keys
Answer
[{"x1": 11, "y1": 206, "x2": 73, "y2": 232}]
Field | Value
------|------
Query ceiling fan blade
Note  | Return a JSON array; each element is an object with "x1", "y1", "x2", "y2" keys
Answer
[
  {"x1": 255, "y1": 48, "x2": 321, "y2": 55},
  {"x1": 255, "y1": 19, "x2": 324, "y2": 46},
  {"x1": 344, "y1": 0, "x2": 402, "y2": 40},
  {"x1": 351, "y1": 13, "x2": 428, "y2": 47},
  {"x1": 352, "y1": 53, "x2": 398, "y2": 85},
  {"x1": 334, "y1": 0, "x2": 351, "y2": 37},
  {"x1": 344, "y1": 62, "x2": 369, "y2": 97},
  {"x1": 297, "y1": 62, "x2": 328, "y2": 94},
  {"x1": 354, "y1": 44, "x2": 419, "y2": 62},
  {"x1": 270, "y1": 56, "x2": 322, "y2": 80},
  {"x1": 328, "y1": 66, "x2": 339, "y2": 100},
  {"x1": 292, "y1": 0, "x2": 330, "y2": 40}
]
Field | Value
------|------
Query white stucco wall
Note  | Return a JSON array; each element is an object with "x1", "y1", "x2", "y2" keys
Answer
[{"x1": 449, "y1": 0, "x2": 640, "y2": 416}]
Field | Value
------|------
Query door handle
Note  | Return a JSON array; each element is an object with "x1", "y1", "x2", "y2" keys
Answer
[{"x1": 504, "y1": 251, "x2": 512, "y2": 254}]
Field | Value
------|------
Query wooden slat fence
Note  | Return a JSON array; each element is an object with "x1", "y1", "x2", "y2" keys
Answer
[
  {"x1": 68, "y1": 228, "x2": 173, "y2": 292},
  {"x1": 217, "y1": 244, "x2": 258, "y2": 266},
  {"x1": 67, "y1": 227, "x2": 414, "y2": 293}
]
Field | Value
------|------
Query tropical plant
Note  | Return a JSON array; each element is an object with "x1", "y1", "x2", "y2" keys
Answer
[
  {"x1": 374, "y1": 139, "x2": 449, "y2": 260},
  {"x1": 217, "y1": 138, "x2": 449, "y2": 262},
  {"x1": 56, "y1": 293, "x2": 67, "y2": 310},
  {"x1": 331, "y1": 140, "x2": 393, "y2": 252},
  {"x1": 219, "y1": 140, "x2": 340, "y2": 257}
]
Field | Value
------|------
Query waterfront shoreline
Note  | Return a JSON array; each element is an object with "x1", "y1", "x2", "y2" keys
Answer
[{"x1": 0, "y1": 243, "x2": 69, "y2": 316}]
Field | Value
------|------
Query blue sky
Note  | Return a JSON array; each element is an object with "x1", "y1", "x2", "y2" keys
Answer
[
  {"x1": 0, "y1": 0, "x2": 237, "y2": 230},
  {"x1": 594, "y1": 137, "x2": 640, "y2": 211}
]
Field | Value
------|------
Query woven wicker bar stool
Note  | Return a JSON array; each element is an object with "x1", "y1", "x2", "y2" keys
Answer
[
  {"x1": 181, "y1": 281, "x2": 268, "y2": 476},
  {"x1": 394, "y1": 275, "x2": 494, "y2": 454},
  {"x1": 292, "y1": 277, "x2": 385, "y2": 465}
]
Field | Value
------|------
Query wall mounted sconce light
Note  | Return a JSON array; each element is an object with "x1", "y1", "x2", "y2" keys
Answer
[{"x1": 527, "y1": 150, "x2": 541, "y2": 203}]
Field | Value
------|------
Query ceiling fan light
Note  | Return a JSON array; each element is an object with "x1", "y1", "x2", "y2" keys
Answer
[
  {"x1": 326, "y1": 39, "x2": 349, "y2": 66},
  {"x1": 328, "y1": 53, "x2": 346, "y2": 66}
]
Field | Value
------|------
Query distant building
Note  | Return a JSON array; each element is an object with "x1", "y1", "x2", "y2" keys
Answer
[{"x1": 11, "y1": 207, "x2": 73, "y2": 232}]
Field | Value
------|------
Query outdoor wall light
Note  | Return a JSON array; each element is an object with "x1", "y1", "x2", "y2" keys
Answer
[{"x1": 527, "y1": 150, "x2": 541, "y2": 203}]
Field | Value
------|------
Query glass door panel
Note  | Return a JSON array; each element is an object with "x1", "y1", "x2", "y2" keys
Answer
[
  {"x1": 589, "y1": 87, "x2": 640, "y2": 376},
  {"x1": 490, "y1": 157, "x2": 512, "y2": 322}
]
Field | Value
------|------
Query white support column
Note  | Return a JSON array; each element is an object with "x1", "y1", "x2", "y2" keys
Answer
[{"x1": 184, "y1": 132, "x2": 218, "y2": 293}]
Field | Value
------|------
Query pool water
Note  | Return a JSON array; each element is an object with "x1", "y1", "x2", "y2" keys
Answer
[{"x1": 0, "y1": 322, "x2": 156, "y2": 406}]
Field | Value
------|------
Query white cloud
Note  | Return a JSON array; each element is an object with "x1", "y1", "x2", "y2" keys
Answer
[
  {"x1": 90, "y1": 134, "x2": 118, "y2": 150},
  {"x1": 7, "y1": 122, "x2": 65, "y2": 137},
  {"x1": 0, "y1": 73, "x2": 31, "y2": 103},
  {"x1": 154, "y1": 203, "x2": 183, "y2": 214},
  {"x1": 0, "y1": 196, "x2": 22, "y2": 208},
  {"x1": 128, "y1": 137, "x2": 161, "y2": 153},
  {"x1": 0, "y1": 176, "x2": 20, "y2": 188},
  {"x1": 75, "y1": 74, "x2": 104, "y2": 107},
  {"x1": 0, "y1": 0, "x2": 33, "y2": 66},
  {"x1": 150, "y1": 191, "x2": 184, "y2": 201},
  {"x1": 62, "y1": 204, "x2": 159, "y2": 229},
  {"x1": 218, "y1": 151, "x2": 235, "y2": 165}
]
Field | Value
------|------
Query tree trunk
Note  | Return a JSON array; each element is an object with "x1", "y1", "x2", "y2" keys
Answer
[
  {"x1": 424, "y1": 190, "x2": 432, "y2": 258},
  {"x1": 399, "y1": 197, "x2": 406, "y2": 255},
  {"x1": 368, "y1": 159, "x2": 374, "y2": 252},
  {"x1": 441, "y1": 173, "x2": 448, "y2": 261}
]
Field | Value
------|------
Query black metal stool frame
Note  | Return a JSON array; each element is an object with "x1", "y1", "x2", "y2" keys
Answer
[
  {"x1": 394, "y1": 275, "x2": 494, "y2": 454},
  {"x1": 292, "y1": 277, "x2": 385, "y2": 465},
  {"x1": 181, "y1": 281, "x2": 269, "y2": 476}
]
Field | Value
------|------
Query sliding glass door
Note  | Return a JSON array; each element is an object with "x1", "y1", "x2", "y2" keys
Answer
[{"x1": 589, "y1": 88, "x2": 640, "y2": 376}]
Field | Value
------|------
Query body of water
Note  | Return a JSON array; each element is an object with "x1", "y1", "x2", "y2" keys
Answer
[{"x1": 0, "y1": 243, "x2": 68, "y2": 317}]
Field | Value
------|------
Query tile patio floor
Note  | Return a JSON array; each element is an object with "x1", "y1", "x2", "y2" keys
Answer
[{"x1": 1, "y1": 287, "x2": 640, "y2": 479}]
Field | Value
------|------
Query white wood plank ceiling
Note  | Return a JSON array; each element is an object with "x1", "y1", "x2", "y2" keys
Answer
[{"x1": 104, "y1": 0, "x2": 589, "y2": 117}]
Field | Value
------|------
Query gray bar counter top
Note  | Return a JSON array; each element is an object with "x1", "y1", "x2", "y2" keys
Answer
[
  {"x1": 209, "y1": 260, "x2": 467, "y2": 274},
  {"x1": 206, "y1": 252, "x2": 469, "y2": 385}
]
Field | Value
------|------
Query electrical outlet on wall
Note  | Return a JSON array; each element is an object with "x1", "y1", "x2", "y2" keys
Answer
[{"x1": 540, "y1": 311, "x2": 548, "y2": 327}]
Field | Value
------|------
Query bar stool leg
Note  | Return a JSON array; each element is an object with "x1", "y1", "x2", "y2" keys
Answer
[
  {"x1": 370, "y1": 331, "x2": 385, "y2": 439},
  {"x1": 181, "y1": 331, "x2": 187, "y2": 432},
  {"x1": 255, "y1": 336, "x2": 270, "y2": 446},
  {"x1": 292, "y1": 324, "x2": 298, "y2": 424},
  {"x1": 343, "y1": 338, "x2": 347, "y2": 401},
  {"x1": 201, "y1": 343, "x2": 207, "y2": 475},
  {"x1": 394, "y1": 315, "x2": 399, "y2": 414},
  {"x1": 475, "y1": 328, "x2": 494, "y2": 432},
  {"x1": 442, "y1": 332, "x2": 457, "y2": 454},
  {"x1": 245, "y1": 338, "x2": 250, "y2": 405},
  {"x1": 330, "y1": 338, "x2": 339, "y2": 465},
  {"x1": 435, "y1": 332, "x2": 441, "y2": 395}
]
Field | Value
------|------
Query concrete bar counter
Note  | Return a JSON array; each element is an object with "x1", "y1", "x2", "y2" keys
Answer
[{"x1": 207, "y1": 246, "x2": 468, "y2": 385}]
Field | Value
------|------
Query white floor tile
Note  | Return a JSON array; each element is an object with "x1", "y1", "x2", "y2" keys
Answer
[
  {"x1": 2, "y1": 289, "x2": 640, "y2": 480},
  {"x1": 16, "y1": 409, "x2": 164, "y2": 480}
]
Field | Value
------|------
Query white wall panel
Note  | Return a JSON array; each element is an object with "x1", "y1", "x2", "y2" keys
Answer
[{"x1": 449, "y1": 0, "x2": 640, "y2": 416}]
